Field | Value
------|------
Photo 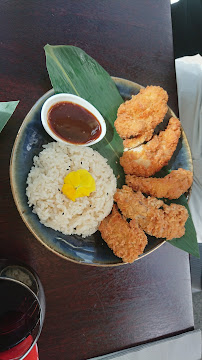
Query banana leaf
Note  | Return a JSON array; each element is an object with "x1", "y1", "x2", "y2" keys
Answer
[
  {"x1": 0, "y1": 101, "x2": 19, "y2": 133},
  {"x1": 153, "y1": 168, "x2": 199, "y2": 258},
  {"x1": 168, "y1": 195, "x2": 199, "y2": 258},
  {"x1": 44, "y1": 44, "x2": 199, "y2": 258},
  {"x1": 44, "y1": 44, "x2": 124, "y2": 187}
]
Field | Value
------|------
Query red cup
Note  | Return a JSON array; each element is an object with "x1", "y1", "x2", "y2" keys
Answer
[{"x1": 0, "y1": 336, "x2": 39, "y2": 360}]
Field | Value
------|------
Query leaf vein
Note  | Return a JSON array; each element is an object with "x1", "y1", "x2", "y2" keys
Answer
[{"x1": 49, "y1": 47, "x2": 80, "y2": 96}]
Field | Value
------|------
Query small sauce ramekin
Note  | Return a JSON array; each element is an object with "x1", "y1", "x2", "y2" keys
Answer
[{"x1": 41, "y1": 93, "x2": 106, "y2": 146}]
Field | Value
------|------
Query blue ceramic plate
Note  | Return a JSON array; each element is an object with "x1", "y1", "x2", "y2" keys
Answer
[{"x1": 10, "y1": 78, "x2": 193, "y2": 266}]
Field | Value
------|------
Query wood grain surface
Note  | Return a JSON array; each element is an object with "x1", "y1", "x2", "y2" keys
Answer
[{"x1": 0, "y1": 1, "x2": 194, "y2": 359}]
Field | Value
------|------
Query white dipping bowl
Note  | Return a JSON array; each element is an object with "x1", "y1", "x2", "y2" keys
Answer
[{"x1": 41, "y1": 93, "x2": 106, "y2": 146}]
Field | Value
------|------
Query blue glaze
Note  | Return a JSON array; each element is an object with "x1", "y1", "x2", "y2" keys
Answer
[{"x1": 10, "y1": 79, "x2": 192, "y2": 266}]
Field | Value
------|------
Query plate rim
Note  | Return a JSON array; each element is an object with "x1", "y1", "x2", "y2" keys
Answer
[{"x1": 9, "y1": 77, "x2": 192, "y2": 266}]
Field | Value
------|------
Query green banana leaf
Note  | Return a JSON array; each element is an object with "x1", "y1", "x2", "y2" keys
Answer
[
  {"x1": 153, "y1": 168, "x2": 199, "y2": 258},
  {"x1": 168, "y1": 195, "x2": 199, "y2": 258},
  {"x1": 44, "y1": 44, "x2": 199, "y2": 258},
  {"x1": 44, "y1": 44, "x2": 124, "y2": 187},
  {"x1": 0, "y1": 101, "x2": 19, "y2": 133}
]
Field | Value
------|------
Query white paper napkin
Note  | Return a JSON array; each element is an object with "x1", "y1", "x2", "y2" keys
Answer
[
  {"x1": 90, "y1": 330, "x2": 201, "y2": 360},
  {"x1": 175, "y1": 54, "x2": 202, "y2": 243}
]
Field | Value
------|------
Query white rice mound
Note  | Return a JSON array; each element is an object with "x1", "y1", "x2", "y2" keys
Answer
[{"x1": 26, "y1": 142, "x2": 117, "y2": 237}]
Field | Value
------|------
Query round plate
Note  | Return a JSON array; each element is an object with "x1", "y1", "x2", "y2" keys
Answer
[{"x1": 10, "y1": 78, "x2": 193, "y2": 266}]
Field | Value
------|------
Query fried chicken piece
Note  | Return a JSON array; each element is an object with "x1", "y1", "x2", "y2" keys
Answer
[
  {"x1": 120, "y1": 117, "x2": 181, "y2": 177},
  {"x1": 99, "y1": 204, "x2": 148, "y2": 263},
  {"x1": 126, "y1": 168, "x2": 193, "y2": 199},
  {"x1": 114, "y1": 86, "x2": 168, "y2": 146},
  {"x1": 114, "y1": 186, "x2": 188, "y2": 240},
  {"x1": 123, "y1": 131, "x2": 154, "y2": 149}
]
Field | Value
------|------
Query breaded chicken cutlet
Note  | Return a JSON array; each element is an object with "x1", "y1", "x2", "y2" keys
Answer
[
  {"x1": 120, "y1": 117, "x2": 181, "y2": 177},
  {"x1": 114, "y1": 85, "x2": 168, "y2": 147},
  {"x1": 126, "y1": 168, "x2": 193, "y2": 199},
  {"x1": 99, "y1": 205, "x2": 148, "y2": 263},
  {"x1": 114, "y1": 186, "x2": 188, "y2": 240}
]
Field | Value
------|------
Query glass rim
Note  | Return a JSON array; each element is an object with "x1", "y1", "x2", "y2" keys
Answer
[{"x1": 0, "y1": 276, "x2": 43, "y2": 360}]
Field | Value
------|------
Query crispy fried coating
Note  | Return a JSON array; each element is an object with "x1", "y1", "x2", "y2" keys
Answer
[
  {"x1": 98, "y1": 205, "x2": 148, "y2": 263},
  {"x1": 114, "y1": 186, "x2": 188, "y2": 240},
  {"x1": 114, "y1": 86, "x2": 168, "y2": 145},
  {"x1": 120, "y1": 117, "x2": 181, "y2": 177},
  {"x1": 126, "y1": 168, "x2": 193, "y2": 199},
  {"x1": 123, "y1": 130, "x2": 154, "y2": 149}
]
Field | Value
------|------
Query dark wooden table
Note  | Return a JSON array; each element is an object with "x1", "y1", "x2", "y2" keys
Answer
[{"x1": 0, "y1": 1, "x2": 194, "y2": 359}]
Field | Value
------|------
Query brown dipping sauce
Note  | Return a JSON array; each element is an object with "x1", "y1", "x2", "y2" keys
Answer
[{"x1": 47, "y1": 101, "x2": 102, "y2": 145}]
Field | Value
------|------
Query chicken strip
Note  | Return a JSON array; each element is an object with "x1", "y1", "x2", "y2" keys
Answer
[
  {"x1": 114, "y1": 85, "x2": 168, "y2": 146},
  {"x1": 126, "y1": 168, "x2": 193, "y2": 199},
  {"x1": 120, "y1": 117, "x2": 181, "y2": 177},
  {"x1": 123, "y1": 131, "x2": 154, "y2": 149},
  {"x1": 99, "y1": 204, "x2": 148, "y2": 263},
  {"x1": 114, "y1": 186, "x2": 188, "y2": 240}
]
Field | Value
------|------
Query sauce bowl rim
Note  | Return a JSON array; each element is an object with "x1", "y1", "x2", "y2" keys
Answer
[{"x1": 41, "y1": 93, "x2": 106, "y2": 146}]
